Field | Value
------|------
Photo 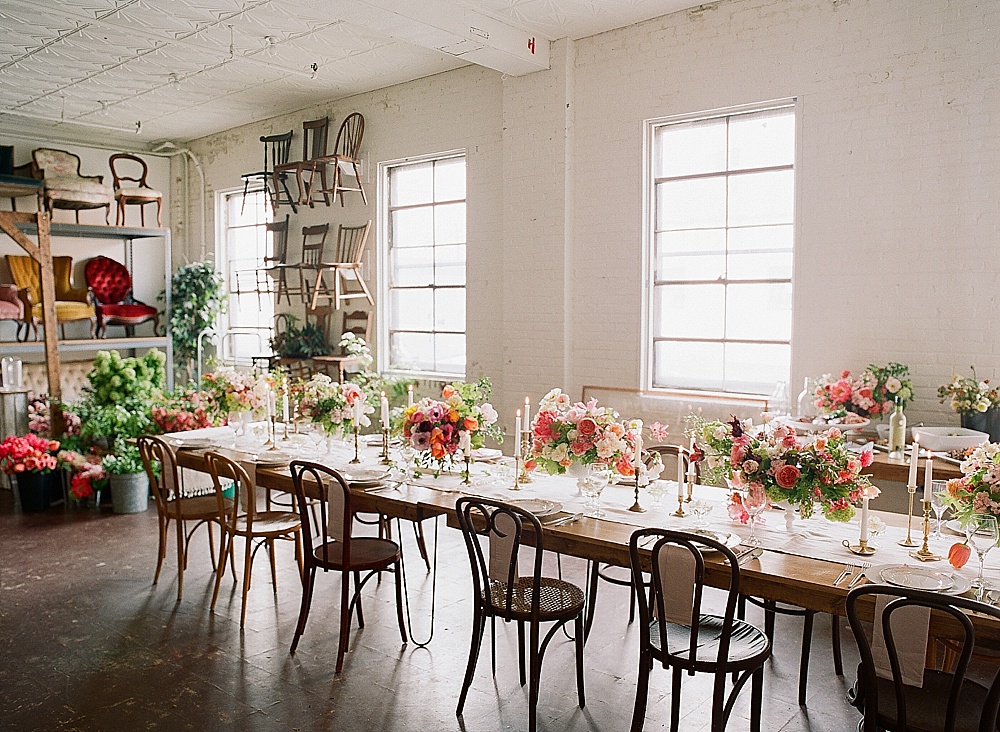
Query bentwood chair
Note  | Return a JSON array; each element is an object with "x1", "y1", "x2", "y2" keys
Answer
[
  {"x1": 629, "y1": 528, "x2": 771, "y2": 732},
  {"x1": 109, "y1": 153, "x2": 162, "y2": 227},
  {"x1": 273, "y1": 117, "x2": 330, "y2": 208},
  {"x1": 288, "y1": 461, "x2": 407, "y2": 671},
  {"x1": 308, "y1": 221, "x2": 373, "y2": 310},
  {"x1": 846, "y1": 584, "x2": 1000, "y2": 732},
  {"x1": 205, "y1": 452, "x2": 303, "y2": 628},
  {"x1": 240, "y1": 129, "x2": 297, "y2": 214},
  {"x1": 138, "y1": 436, "x2": 231, "y2": 602},
  {"x1": 455, "y1": 497, "x2": 586, "y2": 732}
]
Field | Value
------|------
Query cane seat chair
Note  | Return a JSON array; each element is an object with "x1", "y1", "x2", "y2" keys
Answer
[
  {"x1": 846, "y1": 583, "x2": 1000, "y2": 732},
  {"x1": 84, "y1": 256, "x2": 160, "y2": 337},
  {"x1": 455, "y1": 497, "x2": 586, "y2": 732},
  {"x1": 272, "y1": 117, "x2": 330, "y2": 208},
  {"x1": 138, "y1": 436, "x2": 232, "y2": 602},
  {"x1": 308, "y1": 221, "x2": 373, "y2": 310},
  {"x1": 6, "y1": 254, "x2": 96, "y2": 340},
  {"x1": 241, "y1": 129, "x2": 297, "y2": 213},
  {"x1": 109, "y1": 153, "x2": 162, "y2": 227},
  {"x1": 288, "y1": 461, "x2": 407, "y2": 671},
  {"x1": 205, "y1": 452, "x2": 303, "y2": 628},
  {"x1": 628, "y1": 528, "x2": 771, "y2": 732}
]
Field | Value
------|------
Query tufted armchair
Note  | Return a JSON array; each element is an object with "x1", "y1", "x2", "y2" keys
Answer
[
  {"x1": 84, "y1": 256, "x2": 159, "y2": 338},
  {"x1": 6, "y1": 255, "x2": 96, "y2": 340},
  {"x1": 30, "y1": 148, "x2": 112, "y2": 224},
  {"x1": 0, "y1": 285, "x2": 25, "y2": 338}
]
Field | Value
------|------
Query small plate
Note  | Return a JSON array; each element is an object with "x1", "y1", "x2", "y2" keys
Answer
[
  {"x1": 254, "y1": 451, "x2": 296, "y2": 468},
  {"x1": 945, "y1": 518, "x2": 994, "y2": 536},
  {"x1": 473, "y1": 448, "x2": 503, "y2": 462},
  {"x1": 170, "y1": 437, "x2": 214, "y2": 449},
  {"x1": 509, "y1": 498, "x2": 562, "y2": 518},
  {"x1": 342, "y1": 468, "x2": 391, "y2": 486},
  {"x1": 780, "y1": 416, "x2": 871, "y2": 434},
  {"x1": 878, "y1": 565, "x2": 954, "y2": 592},
  {"x1": 690, "y1": 530, "x2": 742, "y2": 553}
]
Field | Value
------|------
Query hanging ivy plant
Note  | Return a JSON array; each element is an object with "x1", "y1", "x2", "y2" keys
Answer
[{"x1": 160, "y1": 262, "x2": 226, "y2": 380}]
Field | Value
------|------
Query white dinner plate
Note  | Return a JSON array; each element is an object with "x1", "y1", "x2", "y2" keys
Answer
[
  {"x1": 253, "y1": 450, "x2": 296, "y2": 468},
  {"x1": 945, "y1": 518, "x2": 994, "y2": 537},
  {"x1": 341, "y1": 468, "x2": 391, "y2": 486},
  {"x1": 690, "y1": 530, "x2": 742, "y2": 553},
  {"x1": 780, "y1": 416, "x2": 871, "y2": 434},
  {"x1": 170, "y1": 437, "x2": 215, "y2": 449},
  {"x1": 874, "y1": 564, "x2": 972, "y2": 595},
  {"x1": 472, "y1": 448, "x2": 503, "y2": 462},
  {"x1": 509, "y1": 498, "x2": 562, "y2": 518}
]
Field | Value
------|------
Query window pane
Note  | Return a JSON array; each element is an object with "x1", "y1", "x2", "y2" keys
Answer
[
  {"x1": 655, "y1": 119, "x2": 727, "y2": 178},
  {"x1": 434, "y1": 288, "x2": 465, "y2": 332},
  {"x1": 391, "y1": 246, "x2": 434, "y2": 287},
  {"x1": 724, "y1": 343, "x2": 790, "y2": 394},
  {"x1": 435, "y1": 244, "x2": 466, "y2": 286},
  {"x1": 391, "y1": 332, "x2": 434, "y2": 371},
  {"x1": 390, "y1": 162, "x2": 433, "y2": 207},
  {"x1": 435, "y1": 333, "x2": 466, "y2": 374},
  {"x1": 222, "y1": 189, "x2": 273, "y2": 363},
  {"x1": 653, "y1": 340, "x2": 724, "y2": 391},
  {"x1": 727, "y1": 225, "x2": 793, "y2": 280},
  {"x1": 390, "y1": 288, "x2": 433, "y2": 331},
  {"x1": 728, "y1": 170, "x2": 794, "y2": 227},
  {"x1": 434, "y1": 158, "x2": 466, "y2": 201},
  {"x1": 656, "y1": 177, "x2": 726, "y2": 231},
  {"x1": 725, "y1": 284, "x2": 792, "y2": 341},
  {"x1": 434, "y1": 203, "x2": 466, "y2": 245},
  {"x1": 655, "y1": 229, "x2": 726, "y2": 282},
  {"x1": 728, "y1": 108, "x2": 795, "y2": 171},
  {"x1": 391, "y1": 208, "x2": 433, "y2": 248},
  {"x1": 654, "y1": 284, "x2": 724, "y2": 339}
]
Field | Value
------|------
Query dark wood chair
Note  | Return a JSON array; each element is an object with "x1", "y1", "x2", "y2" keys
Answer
[
  {"x1": 235, "y1": 215, "x2": 292, "y2": 305},
  {"x1": 455, "y1": 496, "x2": 586, "y2": 732},
  {"x1": 628, "y1": 528, "x2": 771, "y2": 732},
  {"x1": 288, "y1": 461, "x2": 407, "y2": 671},
  {"x1": 109, "y1": 153, "x2": 162, "y2": 227},
  {"x1": 313, "y1": 309, "x2": 371, "y2": 382},
  {"x1": 846, "y1": 583, "x2": 1000, "y2": 732},
  {"x1": 292, "y1": 223, "x2": 330, "y2": 304},
  {"x1": 314, "y1": 112, "x2": 367, "y2": 206},
  {"x1": 240, "y1": 130, "x2": 297, "y2": 214},
  {"x1": 272, "y1": 117, "x2": 329, "y2": 208},
  {"x1": 84, "y1": 255, "x2": 160, "y2": 337},
  {"x1": 308, "y1": 221, "x2": 373, "y2": 310}
]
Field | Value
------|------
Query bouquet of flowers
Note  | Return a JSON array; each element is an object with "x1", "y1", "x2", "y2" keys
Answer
[
  {"x1": 400, "y1": 378, "x2": 500, "y2": 469},
  {"x1": 0, "y1": 434, "x2": 61, "y2": 475},
  {"x1": 529, "y1": 388, "x2": 638, "y2": 477},
  {"x1": 813, "y1": 362, "x2": 913, "y2": 419},
  {"x1": 151, "y1": 389, "x2": 217, "y2": 433},
  {"x1": 58, "y1": 449, "x2": 107, "y2": 500},
  {"x1": 937, "y1": 367, "x2": 1000, "y2": 416},
  {"x1": 942, "y1": 442, "x2": 1000, "y2": 527},
  {"x1": 27, "y1": 394, "x2": 81, "y2": 437},
  {"x1": 202, "y1": 366, "x2": 269, "y2": 415},
  {"x1": 297, "y1": 374, "x2": 371, "y2": 435},
  {"x1": 694, "y1": 416, "x2": 876, "y2": 521}
]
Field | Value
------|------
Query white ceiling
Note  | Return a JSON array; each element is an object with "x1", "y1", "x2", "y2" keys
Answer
[{"x1": 0, "y1": 0, "x2": 704, "y2": 151}]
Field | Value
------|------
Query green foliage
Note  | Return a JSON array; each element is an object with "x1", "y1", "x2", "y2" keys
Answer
[
  {"x1": 76, "y1": 402, "x2": 154, "y2": 442},
  {"x1": 163, "y1": 262, "x2": 226, "y2": 369},
  {"x1": 87, "y1": 350, "x2": 165, "y2": 404},
  {"x1": 270, "y1": 316, "x2": 329, "y2": 358},
  {"x1": 101, "y1": 440, "x2": 144, "y2": 475}
]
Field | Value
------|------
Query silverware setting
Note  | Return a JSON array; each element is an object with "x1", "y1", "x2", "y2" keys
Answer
[
  {"x1": 834, "y1": 562, "x2": 858, "y2": 586},
  {"x1": 546, "y1": 513, "x2": 584, "y2": 527},
  {"x1": 846, "y1": 561, "x2": 872, "y2": 589},
  {"x1": 734, "y1": 545, "x2": 763, "y2": 565}
]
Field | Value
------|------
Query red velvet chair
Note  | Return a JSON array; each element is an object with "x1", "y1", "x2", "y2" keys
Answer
[{"x1": 84, "y1": 256, "x2": 160, "y2": 338}]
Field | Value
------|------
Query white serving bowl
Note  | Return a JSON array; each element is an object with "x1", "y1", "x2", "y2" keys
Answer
[{"x1": 910, "y1": 427, "x2": 988, "y2": 452}]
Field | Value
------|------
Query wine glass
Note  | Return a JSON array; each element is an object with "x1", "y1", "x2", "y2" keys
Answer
[
  {"x1": 647, "y1": 479, "x2": 668, "y2": 507},
  {"x1": 930, "y1": 480, "x2": 949, "y2": 540},
  {"x1": 583, "y1": 465, "x2": 612, "y2": 518},
  {"x1": 743, "y1": 485, "x2": 768, "y2": 546},
  {"x1": 690, "y1": 499, "x2": 713, "y2": 528},
  {"x1": 396, "y1": 444, "x2": 416, "y2": 484},
  {"x1": 964, "y1": 514, "x2": 999, "y2": 595}
]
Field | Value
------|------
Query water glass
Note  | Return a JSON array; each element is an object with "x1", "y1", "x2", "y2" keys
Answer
[
  {"x1": 930, "y1": 480, "x2": 949, "y2": 539},
  {"x1": 964, "y1": 514, "x2": 999, "y2": 594},
  {"x1": 690, "y1": 499, "x2": 713, "y2": 527},
  {"x1": 584, "y1": 466, "x2": 612, "y2": 517},
  {"x1": 743, "y1": 486, "x2": 768, "y2": 546},
  {"x1": 396, "y1": 444, "x2": 416, "y2": 483},
  {"x1": 647, "y1": 480, "x2": 668, "y2": 507}
]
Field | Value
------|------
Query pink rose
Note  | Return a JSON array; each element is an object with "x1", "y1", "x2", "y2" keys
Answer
[
  {"x1": 578, "y1": 418, "x2": 598, "y2": 437},
  {"x1": 774, "y1": 464, "x2": 801, "y2": 489}
]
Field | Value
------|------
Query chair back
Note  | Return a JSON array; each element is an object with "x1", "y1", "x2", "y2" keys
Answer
[
  {"x1": 205, "y1": 452, "x2": 257, "y2": 530},
  {"x1": 52, "y1": 256, "x2": 87, "y2": 302},
  {"x1": 847, "y1": 584, "x2": 1000, "y2": 732},
  {"x1": 645, "y1": 444, "x2": 700, "y2": 482},
  {"x1": 260, "y1": 130, "x2": 293, "y2": 174},
  {"x1": 290, "y1": 461, "x2": 353, "y2": 565},
  {"x1": 456, "y1": 497, "x2": 545, "y2": 619},
  {"x1": 629, "y1": 528, "x2": 742, "y2": 667},
  {"x1": 333, "y1": 113, "x2": 365, "y2": 159},
  {"x1": 333, "y1": 221, "x2": 372, "y2": 265},
  {"x1": 301, "y1": 117, "x2": 329, "y2": 162},
  {"x1": 138, "y1": 435, "x2": 181, "y2": 519},
  {"x1": 84, "y1": 256, "x2": 132, "y2": 305},
  {"x1": 300, "y1": 224, "x2": 330, "y2": 267},
  {"x1": 265, "y1": 215, "x2": 290, "y2": 266},
  {"x1": 108, "y1": 153, "x2": 150, "y2": 190},
  {"x1": 342, "y1": 310, "x2": 372, "y2": 344},
  {"x1": 31, "y1": 148, "x2": 82, "y2": 178},
  {"x1": 6, "y1": 255, "x2": 40, "y2": 303}
]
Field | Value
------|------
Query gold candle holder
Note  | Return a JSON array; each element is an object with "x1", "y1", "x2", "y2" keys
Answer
[
  {"x1": 910, "y1": 499, "x2": 942, "y2": 561},
  {"x1": 350, "y1": 427, "x2": 361, "y2": 464},
  {"x1": 462, "y1": 455, "x2": 472, "y2": 485},
  {"x1": 517, "y1": 431, "x2": 533, "y2": 484},
  {"x1": 265, "y1": 415, "x2": 278, "y2": 450},
  {"x1": 897, "y1": 484, "x2": 919, "y2": 547},
  {"x1": 842, "y1": 538, "x2": 877, "y2": 556},
  {"x1": 629, "y1": 476, "x2": 647, "y2": 513},
  {"x1": 685, "y1": 470, "x2": 695, "y2": 502},
  {"x1": 380, "y1": 428, "x2": 391, "y2": 465},
  {"x1": 510, "y1": 453, "x2": 522, "y2": 491},
  {"x1": 672, "y1": 494, "x2": 686, "y2": 518}
]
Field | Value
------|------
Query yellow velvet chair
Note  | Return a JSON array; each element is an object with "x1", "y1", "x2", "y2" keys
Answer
[{"x1": 6, "y1": 255, "x2": 96, "y2": 340}]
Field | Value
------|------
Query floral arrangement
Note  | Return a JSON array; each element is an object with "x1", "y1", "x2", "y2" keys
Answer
[
  {"x1": 937, "y1": 367, "x2": 1000, "y2": 416},
  {"x1": 941, "y1": 442, "x2": 1000, "y2": 531},
  {"x1": 813, "y1": 363, "x2": 913, "y2": 419},
  {"x1": 202, "y1": 366, "x2": 269, "y2": 415},
  {"x1": 27, "y1": 394, "x2": 81, "y2": 437},
  {"x1": 693, "y1": 416, "x2": 876, "y2": 521},
  {"x1": 59, "y1": 449, "x2": 107, "y2": 500},
  {"x1": 0, "y1": 434, "x2": 61, "y2": 475},
  {"x1": 296, "y1": 374, "x2": 371, "y2": 435},
  {"x1": 151, "y1": 389, "x2": 217, "y2": 433},
  {"x1": 400, "y1": 378, "x2": 500, "y2": 468},
  {"x1": 529, "y1": 388, "x2": 638, "y2": 477}
]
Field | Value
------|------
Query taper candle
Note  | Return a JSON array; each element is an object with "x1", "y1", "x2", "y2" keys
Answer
[
  {"x1": 907, "y1": 434, "x2": 920, "y2": 487},
  {"x1": 923, "y1": 450, "x2": 934, "y2": 501},
  {"x1": 282, "y1": 394, "x2": 289, "y2": 424},
  {"x1": 861, "y1": 496, "x2": 870, "y2": 542},
  {"x1": 407, "y1": 384, "x2": 414, "y2": 407},
  {"x1": 380, "y1": 391, "x2": 390, "y2": 427},
  {"x1": 523, "y1": 396, "x2": 531, "y2": 429},
  {"x1": 514, "y1": 409, "x2": 522, "y2": 457}
]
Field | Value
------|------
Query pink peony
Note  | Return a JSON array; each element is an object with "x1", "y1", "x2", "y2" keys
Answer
[{"x1": 774, "y1": 464, "x2": 801, "y2": 489}]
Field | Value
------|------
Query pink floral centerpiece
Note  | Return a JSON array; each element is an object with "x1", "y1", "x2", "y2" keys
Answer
[
  {"x1": 296, "y1": 374, "x2": 372, "y2": 435},
  {"x1": 400, "y1": 378, "x2": 500, "y2": 470},
  {"x1": 942, "y1": 442, "x2": 1000, "y2": 568},
  {"x1": 202, "y1": 366, "x2": 270, "y2": 416},
  {"x1": 813, "y1": 363, "x2": 913, "y2": 419}
]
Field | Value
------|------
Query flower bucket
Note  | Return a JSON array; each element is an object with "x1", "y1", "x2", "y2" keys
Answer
[
  {"x1": 961, "y1": 408, "x2": 1000, "y2": 443},
  {"x1": 110, "y1": 472, "x2": 149, "y2": 514},
  {"x1": 16, "y1": 471, "x2": 53, "y2": 513}
]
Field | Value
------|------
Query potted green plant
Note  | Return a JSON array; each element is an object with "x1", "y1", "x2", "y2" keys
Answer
[
  {"x1": 102, "y1": 440, "x2": 149, "y2": 514},
  {"x1": 270, "y1": 315, "x2": 328, "y2": 358},
  {"x1": 161, "y1": 262, "x2": 226, "y2": 383},
  {"x1": 75, "y1": 350, "x2": 164, "y2": 446}
]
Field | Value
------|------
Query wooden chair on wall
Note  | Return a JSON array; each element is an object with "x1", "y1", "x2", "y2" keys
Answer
[
  {"x1": 314, "y1": 112, "x2": 367, "y2": 206},
  {"x1": 313, "y1": 309, "x2": 372, "y2": 382},
  {"x1": 292, "y1": 223, "x2": 330, "y2": 304},
  {"x1": 272, "y1": 117, "x2": 329, "y2": 208},
  {"x1": 309, "y1": 221, "x2": 373, "y2": 310},
  {"x1": 235, "y1": 215, "x2": 292, "y2": 305},
  {"x1": 240, "y1": 130, "x2": 297, "y2": 214},
  {"x1": 109, "y1": 153, "x2": 163, "y2": 227}
]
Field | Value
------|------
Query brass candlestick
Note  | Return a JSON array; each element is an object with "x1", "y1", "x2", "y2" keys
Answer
[
  {"x1": 462, "y1": 455, "x2": 472, "y2": 485},
  {"x1": 380, "y1": 428, "x2": 391, "y2": 465},
  {"x1": 629, "y1": 476, "x2": 647, "y2": 513},
  {"x1": 911, "y1": 499, "x2": 942, "y2": 561},
  {"x1": 843, "y1": 538, "x2": 877, "y2": 556},
  {"x1": 673, "y1": 494, "x2": 686, "y2": 517},
  {"x1": 517, "y1": 431, "x2": 533, "y2": 483},
  {"x1": 897, "y1": 484, "x2": 919, "y2": 547},
  {"x1": 264, "y1": 415, "x2": 277, "y2": 449},
  {"x1": 510, "y1": 453, "x2": 522, "y2": 490},
  {"x1": 350, "y1": 426, "x2": 361, "y2": 464},
  {"x1": 686, "y1": 470, "x2": 696, "y2": 503},
  {"x1": 281, "y1": 416, "x2": 290, "y2": 442}
]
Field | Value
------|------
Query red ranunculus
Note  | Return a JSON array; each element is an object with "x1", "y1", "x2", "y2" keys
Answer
[
  {"x1": 774, "y1": 464, "x2": 801, "y2": 489},
  {"x1": 577, "y1": 417, "x2": 597, "y2": 437}
]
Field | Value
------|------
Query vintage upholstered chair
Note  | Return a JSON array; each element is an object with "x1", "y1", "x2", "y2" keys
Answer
[
  {"x1": 109, "y1": 153, "x2": 162, "y2": 227},
  {"x1": 6, "y1": 255, "x2": 95, "y2": 339},
  {"x1": 241, "y1": 130, "x2": 297, "y2": 213},
  {"x1": 0, "y1": 285, "x2": 25, "y2": 338},
  {"x1": 272, "y1": 117, "x2": 330, "y2": 208},
  {"x1": 308, "y1": 221, "x2": 373, "y2": 310},
  {"x1": 30, "y1": 148, "x2": 112, "y2": 223},
  {"x1": 84, "y1": 256, "x2": 160, "y2": 337}
]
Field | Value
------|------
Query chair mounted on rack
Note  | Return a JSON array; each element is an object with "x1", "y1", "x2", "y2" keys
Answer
[{"x1": 84, "y1": 256, "x2": 160, "y2": 338}]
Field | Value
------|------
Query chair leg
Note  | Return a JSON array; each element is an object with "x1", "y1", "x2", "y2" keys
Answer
[
  {"x1": 670, "y1": 666, "x2": 682, "y2": 732},
  {"x1": 240, "y1": 536, "x2": 253, "y2": 628},
  {"x1": 750, "y1": 668, "x2": 764, "y2": 732},
  {"x1": 831, "y1": 614, "x2": 844, "y2": 676},
  {"x1": 353, "y1": 570, "x2": 365, "y2": 628},
  {"x1": 517, "y1": 620, "x2": 527, "y2": 686},
  {"x1": 799, "y1": 610, "x2": 814, "y2": 705},
  {"x1": 456, "y1": 609, "x2": 486, "y2": 717},
  {"x1": 336, "y1": 569, "x2": 351, "y2": 673},
  {"x1": 153, "y1": 515, "x2": 167, "y2": 585},
  {"x1": 711, "y1": 672, "x2": 727, "y2": 732},
  {"x1": 211, "y1": 533, "x2": 231, "y2": 610},
  {"x1": 575, "y1": 614, "x2": 586, "y2": 708},
  {"x1": 528, "y1": 621, "x2": 540, "y2": 732},
  {"x1": 290, "y1": 567, "x2": 316, "y2": 654},
  {"x1": 630, "y1": 652, "x2": 651, "y2": 732},
  {"x1": 584, "y1": 560, "x2": 600, "y2": 641},
  {"x1": 394, "y1": 558, "x2": 407, "y2": 644},
  {"x1": 207, "y1": 520, "x2": 217, "y2": 572},
  {"x1": 175, "y1": 516, "x2": 185, "y2": 602},
  {"x1": 267, "y1": 538, "x2": 278, "y2": 592}
]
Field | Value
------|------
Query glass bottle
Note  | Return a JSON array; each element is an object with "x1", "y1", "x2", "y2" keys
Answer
[
  {"x1": 769, "y1": 381, "x2": 790, "y2": 416},
  {"x1": 888, "y1": 397, "x2": 906, "y2": 459},
  {"x1": 796, "y1": 377, "x2": 814, "y2": 418}
]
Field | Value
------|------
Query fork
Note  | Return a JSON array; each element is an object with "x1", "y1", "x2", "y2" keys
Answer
[
  {"x1": 834, "y1": 562, "x2": 857, "y2": 586},
  {"x1": 847, "y1": 561, "x2": 872, "y2": 589}
]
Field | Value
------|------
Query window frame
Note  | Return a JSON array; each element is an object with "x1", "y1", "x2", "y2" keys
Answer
[
  {"x1": 641, "y1": 98, "x2": 798, "y2": 398},
  {"x1": 377, "y1": 149, "x2": 468, "y2": 380}
]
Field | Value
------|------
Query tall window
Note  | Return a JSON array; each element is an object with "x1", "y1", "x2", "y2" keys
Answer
[
  {"x1": 220, "y1": 189, "x2": 273, "y2": 364},
  {"x1": 648, "y1": 103, "x2": 795, "y2": 395},
  {"x1": 382, "y1": 154, "x2": 466, "y2": 377}
]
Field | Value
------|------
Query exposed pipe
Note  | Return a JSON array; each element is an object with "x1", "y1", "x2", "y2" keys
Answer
[{"x1": 152, "y1": 141, "x2": 208, "y2": 261}]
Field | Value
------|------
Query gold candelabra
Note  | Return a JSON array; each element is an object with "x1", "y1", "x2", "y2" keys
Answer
[
  {"x1": 462, "y1": 455, "x2": 472, "y2": 485},
  {"x1": 629, "y1": 474, "x2": 646, "y2": 513},
  {"x1": 380, "y1": 428, "x2": 391, "y2": 465},
  {"x1": 897, "y1": 484, "x2": 919, "y2": 547},
  {"x1": 673, "y1": 493, "x2": 686, "y2": 517},
  {"x1": 843, "y1": 538, "x2": 877, "y2": 556},
  {"x1": 517, "y1": 431, "x2": 533, "y2": 484}
]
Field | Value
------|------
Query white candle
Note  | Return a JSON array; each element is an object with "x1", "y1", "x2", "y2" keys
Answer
[
  {"x1": 380, "y1": 391, "x2": 390, "y2": 427},
  {"x1": 861, "y1": 497, "x2": 870, "y2": 542},
  {"x1": 267, "y1": 389, "x2": 276, "y2": 417},
  {"x1": 633, "y1": 421, "x2": 643, "y2": 477},
  {"x1": 354, "y1": 399, "x2": 363, "y2": 425},
  {"x1": 907, "y1": 434, "x2": 920, "y2": 487},
  {"x1": 677, "y1": 448, "x2": 686, "y2": 494},
  {"x1": 523, "y1": 396, "x2": 531, "y2": 430},
  {"x1": 460, "y1": 430, "x2": 472, "y2": 457},
  {"x1": 282, "y1": 394, "x2": 289, "y2": 423},
  {"x1": 407, "y1": 384, "x2": 414, "y2": 407},
  {"x1": 514, "y1": 409, "x2": 522, "y2": 457},
  {"x1": 923, "y1": 450, "x2": 934, "y2": 501}
]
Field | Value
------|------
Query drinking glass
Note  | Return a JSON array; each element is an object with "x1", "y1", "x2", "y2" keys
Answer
[
  {"x1": 930, "y1": 480, "x2": 949, "y2": 539},
  {"x1": 690, "y1": 499, "x2": 713, "y2": 528},
  {"x1": 584, "y1": 465, "x2": 612, "y2": 518},
  {"x1": 647, "y1": 480, "x2": 668, "y2": 507},
  {"x1": 396, "y1": 444, "x2": 416, "y2": 483},
  {"x1": 965, "y1": 514, "x2": 999, "y2": 595},
  {"x1": 743, "y1": 485, "x2": 768, "y2": 546}
]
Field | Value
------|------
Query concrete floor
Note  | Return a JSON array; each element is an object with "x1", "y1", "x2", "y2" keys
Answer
[{"x1": 0, "y1": 488, "x2": 864, "y2": 732}]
